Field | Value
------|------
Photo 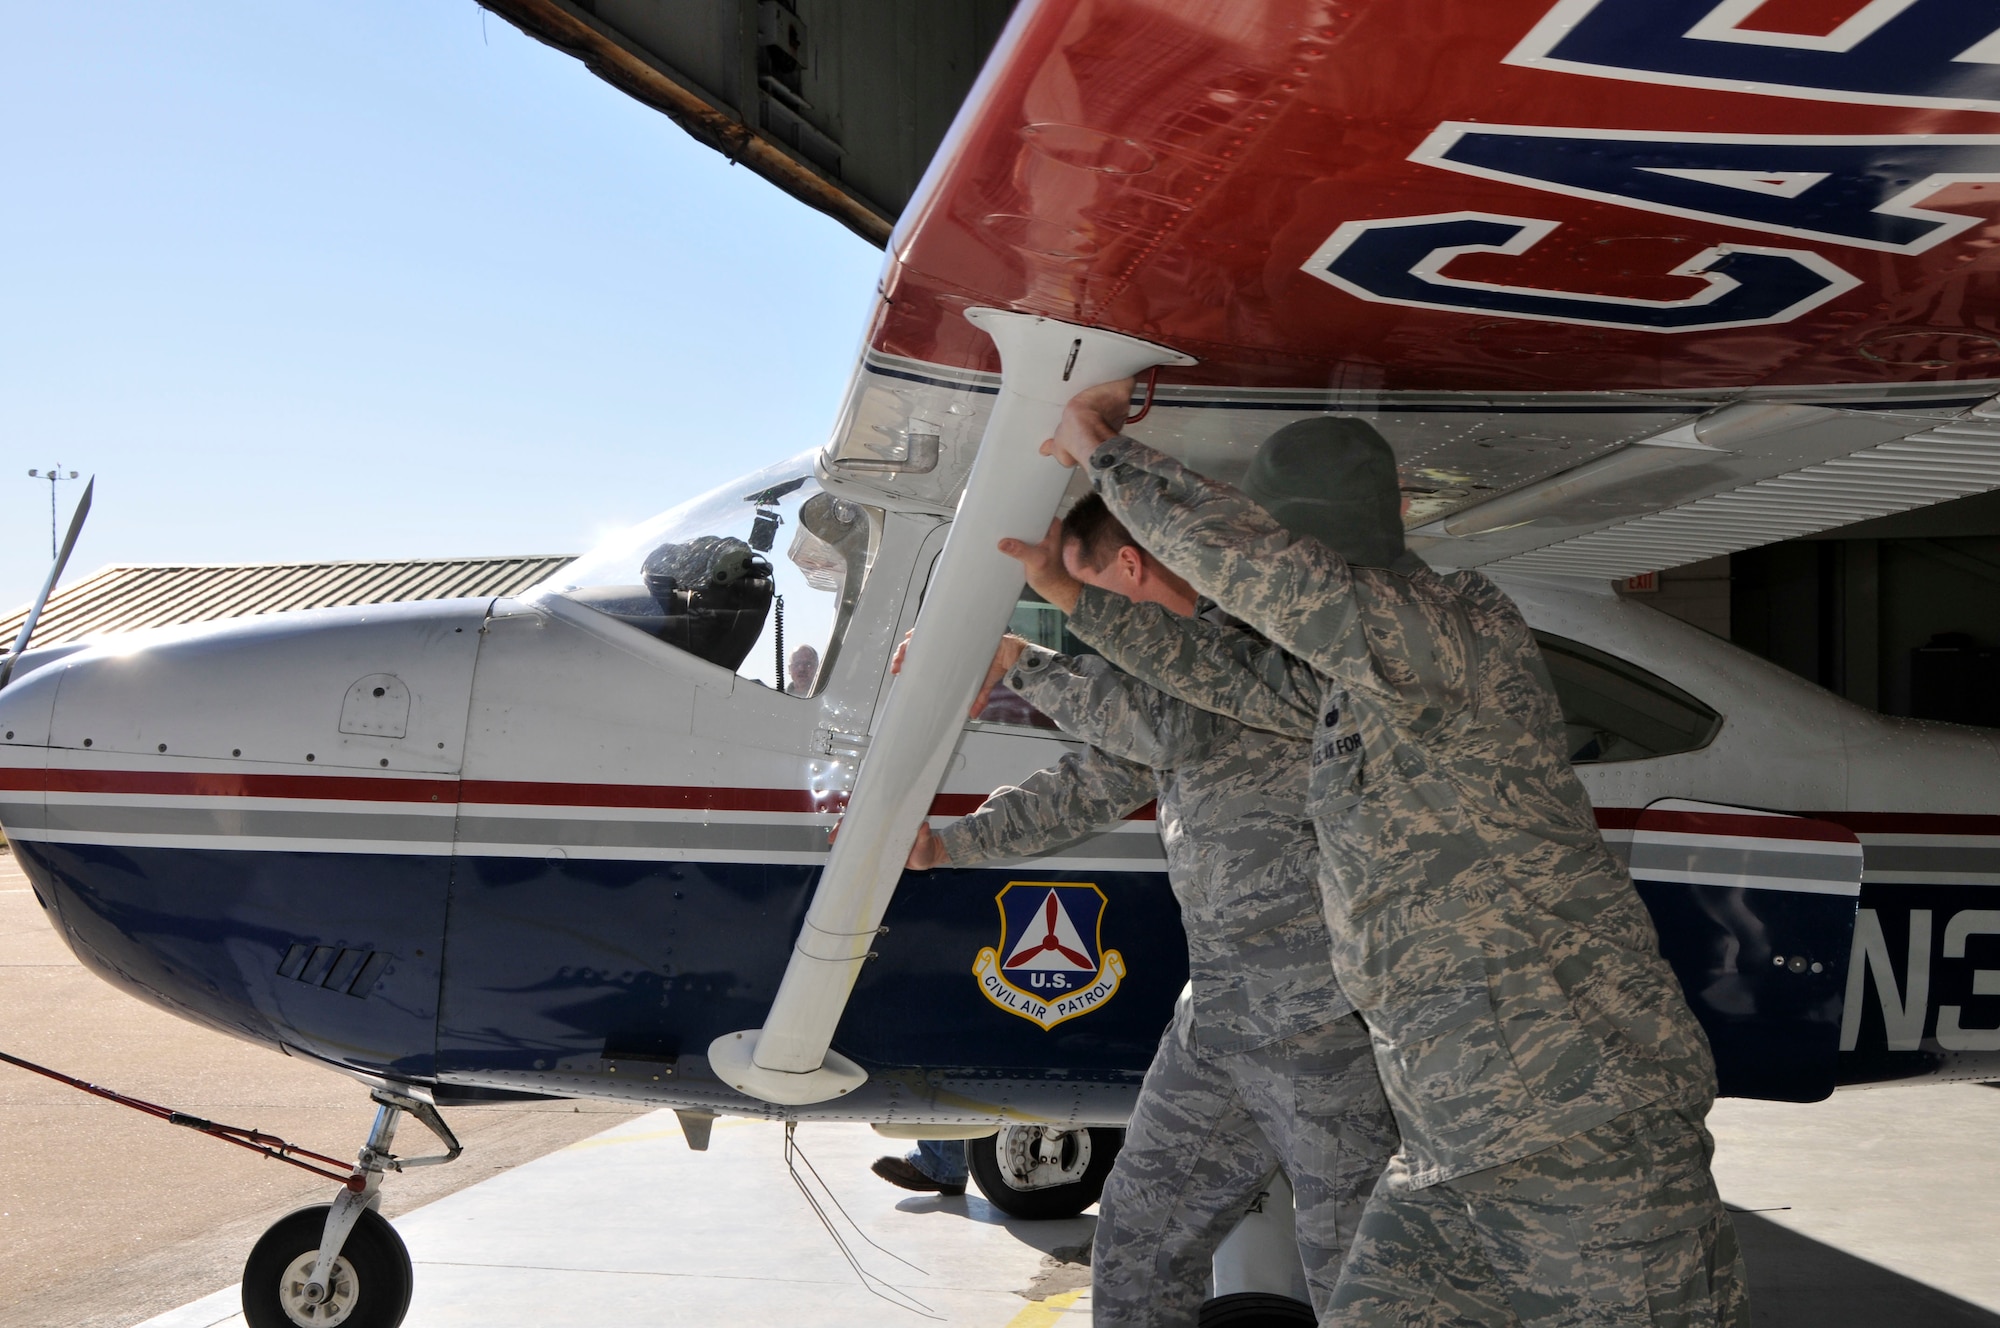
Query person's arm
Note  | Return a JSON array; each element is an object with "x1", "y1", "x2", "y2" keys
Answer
[
  {"x1": 1082, "y1": 438, "x2": 1370, "y2": 680},
  {"x1": 1000, "y1": 642, "x2": 1220, "y2": 768},
  {"x1": 893, "y1": 626, "x2": 1212, "y2": 765},
  {"x1": 1063, "y1": 585, "x2": 1320, "y2": 738},
  {"x1": 929, "y1": 745, "x2": 1156, "y2": 868},
  {"x1": 985, "y1": 511, "x2": 1320, "y2": 736},
  {"x1": 1449, "y1": 568, "x2": 1572, "y2": 754}
]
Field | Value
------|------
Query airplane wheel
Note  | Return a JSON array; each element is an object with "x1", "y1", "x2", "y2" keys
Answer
[
  {"x1": 1197, "y1": 1292, "x2": 1316, "y2": 1326},
  {"x1": 968, "y1": 1125, "x2": 1122, "y2": 1220},
  {"x1": 242, "y1": 1204, "x2": 413, "y2": 1328}
]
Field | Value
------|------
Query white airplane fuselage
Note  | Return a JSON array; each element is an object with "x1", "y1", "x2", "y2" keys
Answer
[{"x1": 1, "y1": 438, "x2": 1994, "y2": 1125}]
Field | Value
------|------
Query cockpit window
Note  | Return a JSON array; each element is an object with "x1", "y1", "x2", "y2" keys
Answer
[
  {"x1": 538, "y1": 454, "x2": 878, "y2": 695},
  {"x1": 1534, "y1": 632, "x2": 1721, "y2": 764},
  {"x1": 972, "y1": 593, "x2": 1100, "y2": 731}
]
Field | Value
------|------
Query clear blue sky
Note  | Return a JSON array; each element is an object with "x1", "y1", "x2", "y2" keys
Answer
[{"x1": 0, "y1": 1, "x2": 885, "y2": 607}]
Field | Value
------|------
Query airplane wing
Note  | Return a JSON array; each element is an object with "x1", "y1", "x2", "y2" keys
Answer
[
  {"x1": 832, "y1": 0, "x2": 2000, "y2": 566},
  {"x1": 718, "y1": 0, "x2": 2000, "y2": 1101}
]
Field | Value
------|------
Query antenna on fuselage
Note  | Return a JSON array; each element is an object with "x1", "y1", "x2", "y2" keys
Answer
[{"x1": 0, "y1": 477, "x2": 94, "y2": 691}]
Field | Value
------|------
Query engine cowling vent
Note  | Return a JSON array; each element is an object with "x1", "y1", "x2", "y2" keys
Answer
[{"x1": 276, "y1": 943, "x2": 390, "y2": 999}]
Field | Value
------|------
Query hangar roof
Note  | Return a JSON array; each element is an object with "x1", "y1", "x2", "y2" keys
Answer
[
  {"x1": 480, "y1": 0, "x2": 1018, "y2": 244},
  {"x1": 0, "y1": 555, "x2": 573, "y2": 656}
]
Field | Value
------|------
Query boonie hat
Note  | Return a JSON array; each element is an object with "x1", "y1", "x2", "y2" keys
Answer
[{"x1": 1240, "y1": 417, "x2": 1406, "y2": 568}]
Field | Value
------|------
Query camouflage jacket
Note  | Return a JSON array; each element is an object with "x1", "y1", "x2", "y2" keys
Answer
[
  {"x1": 1084, "y1": 436, "x2": 1716, "y2": 1187},
  {"x1": 934, "y1": 638, "x2": 1352, "y2": 1052}
]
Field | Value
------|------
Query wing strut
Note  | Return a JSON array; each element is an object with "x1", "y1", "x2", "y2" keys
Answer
[{"x1": 709, "y1": 310, "x2": 1192, "y2": 1105}]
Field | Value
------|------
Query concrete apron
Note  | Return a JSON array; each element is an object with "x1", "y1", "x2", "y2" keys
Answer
[
  {"x1": 136, "y1": 1114, "x2": 1096, "y2": 1328},
  {"x1": 132, "y1": 1080, "x2": 2000, "y2": 1327}
]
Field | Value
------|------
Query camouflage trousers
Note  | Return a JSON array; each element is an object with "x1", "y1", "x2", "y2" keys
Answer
[
  {"x1": 1329, "y1": 1104, "x2": 1750, "y2": 1328},
  {"x1": 1094, "y1": 1012, "x2": 1397, "y2": 1326}
]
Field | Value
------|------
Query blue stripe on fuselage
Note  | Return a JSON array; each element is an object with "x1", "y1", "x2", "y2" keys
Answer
[
  {"x1": 435, "y1": 856, "x2": 1187, "y2": 1092},
  {"x1": 15, "y1": 840, "x2": 449, "y2": 1076},
  {"x1": 16, "y1": 841, "x2": 1188, "y2": 1104}
]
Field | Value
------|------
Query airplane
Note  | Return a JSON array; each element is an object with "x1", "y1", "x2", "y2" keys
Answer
[{"x1": 7, "y1": 1, "x2": 2000, "y2": 1325}]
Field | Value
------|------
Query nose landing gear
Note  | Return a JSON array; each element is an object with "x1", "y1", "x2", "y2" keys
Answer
[
  {"x1": 241, "y1": 1088, "x2": 461, "y2": 1328},
  {"x1": 246, "y1": 1204, "x2": 408, "y2": 1328}
]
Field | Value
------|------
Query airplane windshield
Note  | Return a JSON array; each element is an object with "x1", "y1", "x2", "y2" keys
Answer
[{"x1": 538, "y1": 454, "x2": 878, "y2": 696}]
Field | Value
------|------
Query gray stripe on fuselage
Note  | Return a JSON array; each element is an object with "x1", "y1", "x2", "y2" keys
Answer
[
  {"x1": 0, "y1": 800, "x2": 47, "y2": 831},
  {"x1": 1640, "y1": 844, "x2": 1856, "y2": 888},
  {"x1": 455, "y1": 816, "x2": 827, "y2": 855},
  {"x1": 456, "y1": 816, "x2": 1166, "y2": 862},
  {"x1": 40, "y1": 804, "x2": 457, "y2": 844},
  {"x1": 8, "y1": 800, "x2": 1169, "y2": 864},
  {"x1": 1630, "y1": 842, "x2": 1860, "y2": 886},
  {"x1": 1860, "y1": 845, "x2": 2000, "y2": 875}
]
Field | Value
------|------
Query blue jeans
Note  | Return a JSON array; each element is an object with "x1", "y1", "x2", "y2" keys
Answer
[{"x1": 911, "y1": 1139, "x2": 967, "y2": 1185}]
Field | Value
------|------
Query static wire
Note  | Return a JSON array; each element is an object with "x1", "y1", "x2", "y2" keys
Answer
[{"x1": 782, "y1": 1121, "x2": 941, "y2": 1319}]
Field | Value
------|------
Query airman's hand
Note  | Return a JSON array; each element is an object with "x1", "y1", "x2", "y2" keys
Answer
[
  {"x1": 1041, "y1": 378, "x2": 1134, "y2": 469},
  {"x1": 997, "y1": 518, "x2": 1082, "y2": 613},
  {"x1": 898, "y1": 628, "x2": 1033, "y2": 717},
  {"x1": 907, "y1": 822, "x2": 951, "y2": 870},
  {"x1": 970, "y1": 633, "x2": 1031, "y2": 716}
]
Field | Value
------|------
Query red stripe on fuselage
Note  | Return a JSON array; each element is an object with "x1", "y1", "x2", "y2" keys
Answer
[
  {"x1": 0, "y1": 770, "x2": 1988, "y2": 834},
  {"x1": 1596, "y1": 808, "x2": 2000, "y2": 836},
  {"x1": 0, "y1": 767, "x2": 1156, "y2": 821},
  {"x1": 0, "y1": 767, "x2": 454, "y2": 802},
  {"x1": 1630, "y1": 810, "x2": 1860, "y2": 843}
]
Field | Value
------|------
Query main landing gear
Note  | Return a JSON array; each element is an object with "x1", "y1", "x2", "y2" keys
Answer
[
  {"x1": 241, "y1": 1088, "x2": 461, "y2": 1328},
  {"x1": 967, "y1": 1124, "x2": 1123, "y2": 1220}
]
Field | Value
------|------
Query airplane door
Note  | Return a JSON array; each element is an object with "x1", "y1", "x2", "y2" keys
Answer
[{"x1": 1629, "y1": 798, "x2": 1862, "y2": 1102}]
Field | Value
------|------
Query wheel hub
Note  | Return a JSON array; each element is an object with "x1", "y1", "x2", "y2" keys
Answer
[
  {"x1": 994, "y1": 1124, "x2": 1092, "y2": 1191},
  {"x1": 278, "y1": 1251, "x2": 359, "y2": 1326}
]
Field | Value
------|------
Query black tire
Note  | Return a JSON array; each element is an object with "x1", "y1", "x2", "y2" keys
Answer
[
  {"x1": 968, "y1": 1125, "x2": 1123, "y2": 1220},
  {"x1": 242, "y1": 1203, "x2": 413, "y2": 1328},
  {"x1": 1197, "y1": 1291, "x2": 1317, "y2": 1327}
]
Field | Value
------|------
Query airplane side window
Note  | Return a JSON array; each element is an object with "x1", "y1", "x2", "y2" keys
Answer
[
  {"x1": 1533, "y1": 631, "x2": 1721, "y2": 764},
  {"x1": 538, "y1": 453, "x2": 879, "y2": 696},
  {"x1": 972, "y1": 593, "x2": 1099, "y2": 731}
]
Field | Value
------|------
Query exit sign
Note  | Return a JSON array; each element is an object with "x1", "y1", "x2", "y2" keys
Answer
[{"x1": 1623, "y1": 572, "x2": 1659, "y2": 593}]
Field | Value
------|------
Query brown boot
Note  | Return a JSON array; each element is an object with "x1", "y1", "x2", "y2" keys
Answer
[{"x1": 870, "y1": 1155, "x2": 966, "y2": 1196}]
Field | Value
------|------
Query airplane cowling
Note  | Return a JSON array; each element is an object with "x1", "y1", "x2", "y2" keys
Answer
[{"x1": 0, "y1": 600, "x2": 487, "y2": 1075}]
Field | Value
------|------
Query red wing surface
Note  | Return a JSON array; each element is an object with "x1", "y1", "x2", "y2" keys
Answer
[{"x1": 830, "y1": 0, "x2": 2000, "y2": 574}]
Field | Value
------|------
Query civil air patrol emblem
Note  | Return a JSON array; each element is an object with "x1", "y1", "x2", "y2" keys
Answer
[{"x1": 973, "y1": 882, "x2": 1126, "y2": 1030}]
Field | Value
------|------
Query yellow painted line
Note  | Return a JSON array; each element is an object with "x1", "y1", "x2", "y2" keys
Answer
[
  {"x1": 1004, "y1": 1288, "x2": 1086, "y2": 1328},
  {"x1": 915, "y1": 1083, "x2": 1062, "y2": 1123},
  {"x1": 562, "y1": 1128, "x2": 685, "y2": 1151}
]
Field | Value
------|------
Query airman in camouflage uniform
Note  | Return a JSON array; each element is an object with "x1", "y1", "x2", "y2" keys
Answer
[
  {"x1": 916, "y1": 500, "x2": 1396, "y2": 1326},
  {"x1": 1023, "y1": 386, "x2": 1746, "y2": 1327}
]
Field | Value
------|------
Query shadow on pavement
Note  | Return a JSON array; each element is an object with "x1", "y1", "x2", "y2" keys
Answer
[
  {"x1": 892, "y1": 1192, "x2": 1096, "y2": 1250},
  {"x1": 1737, "y1": 1211, "x2": 2000, "y2": 1327}
]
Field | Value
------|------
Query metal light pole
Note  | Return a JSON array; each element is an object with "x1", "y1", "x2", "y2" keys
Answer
[{"x1": 26, "y1": 467, "x2": 80, "y2": 559}]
